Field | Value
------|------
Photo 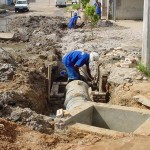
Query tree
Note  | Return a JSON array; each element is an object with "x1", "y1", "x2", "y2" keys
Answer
[
  {"x1": 85, "y1": 4, "x2": 99, "y2": 38},
  {"x1": 81, "y1": 0, "x2": 90, "y2": 9}
]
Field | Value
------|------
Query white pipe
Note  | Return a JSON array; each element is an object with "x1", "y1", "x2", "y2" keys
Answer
[{"x1": 65, "y1": 80, "x2": 90, "y2": 110}]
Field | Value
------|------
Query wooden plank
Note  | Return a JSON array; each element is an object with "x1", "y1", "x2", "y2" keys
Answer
[{"x1": 48, "y1": 64, "x2": 52, "y2": 101}]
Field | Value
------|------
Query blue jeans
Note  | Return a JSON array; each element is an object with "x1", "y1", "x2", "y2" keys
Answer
[
  {"x1": 62, "y1": 57, "x2": 79, "y2": 80},
  {"x1": 65, "y1": 65, "x2": 79, "y2": 80},
  {"x1": 62, "y1": 56, "x2": 80, "y2": 80}
]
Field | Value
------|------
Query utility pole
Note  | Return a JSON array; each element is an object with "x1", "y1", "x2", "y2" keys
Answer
[
  {"x1": 142, "y1": 0, "x2": 150, "y2": 69},
  {"x1": 113, "y1": 0, "x2": 116, "y2": 22},
  {"x1": 106, "y1": 0, "x2": 109, "y2": 20}
]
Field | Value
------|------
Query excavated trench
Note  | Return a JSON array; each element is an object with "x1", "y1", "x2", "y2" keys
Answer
[
  {"x1": 53, "y1": 65, "x2": 150, "y2": 135},
  {"x1": 1, "y1": 15, "x2": 150, "y2": 138}
]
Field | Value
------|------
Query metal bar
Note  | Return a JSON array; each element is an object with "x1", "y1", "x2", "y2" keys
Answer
[
  {"x1": 107, "y1": 0, "x2": 110, "y2": 20},
  {"x1": 113, "y1": 0, "x2": 116, "y2": 22}
]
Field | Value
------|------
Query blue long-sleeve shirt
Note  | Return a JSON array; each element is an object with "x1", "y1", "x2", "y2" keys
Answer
[
  {"x1": 62, "y1": 50, "x2": 89, "y2": 67},
  {"x1": 94, "y1": 2, "x2": 101, "y2": 15},
  {"x1": 68, "y1": 16, "x2": 80, "y2": 29}
]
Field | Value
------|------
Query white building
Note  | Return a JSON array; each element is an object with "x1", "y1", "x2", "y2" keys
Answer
[
  {"x1": 0, "y1": 0, "x2": 6, "y2": 5},
  {"x1": 0, "y1": 0, "x2": 13, "y2": 5},
  {"x1": 90, "y1": 0, "x2": 144, "y2": 20}
]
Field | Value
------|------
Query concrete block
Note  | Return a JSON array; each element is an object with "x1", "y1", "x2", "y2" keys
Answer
[
  {"x1": 135, "y1": 75, "x2": 143, "y2": 80},
  {"x1": 143, "y1": 77, "x2": 148, "y2": 80},
  {"x1": 0, "y1": 32, "x2": 14, "y2": 40},
  {"x1": 50, "y1": 84, "x2": 59, "y2": 95},
  {"x1": 63, "y1": 110, "x2": 71, "y2": 117},
  {"x1": 114, "y1": 47, "x2": 123, "y2": 50},
  {"x1": 64, "y1": 103, "x2": 150, "y2": 133},
  {"x1": 56, "y1": 109, "x2": 64, "y2": 118},
  {"x1": 120, "y1": 63, "x2": 130, "y2": 68},
  {"x1": 133, "y1": 95, "x2": 150, "y2": 107}
]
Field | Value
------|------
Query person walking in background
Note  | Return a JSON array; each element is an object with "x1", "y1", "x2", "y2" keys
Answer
[{"x1": 94, "y1": 0, "x2": 102, "y2": 19}]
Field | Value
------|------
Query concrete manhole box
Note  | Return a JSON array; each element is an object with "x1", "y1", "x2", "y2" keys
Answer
[{"x1": 64, "y1": 104, "x2": 150, "y2": 134}]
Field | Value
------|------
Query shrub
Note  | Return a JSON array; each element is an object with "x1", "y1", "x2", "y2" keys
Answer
[
  {"x1": 81, "y1": 0, "x2": 90, "y2": 9},
  {"x1": 85, "y1": 5, "x2": 99, "y2": 25},
  {"x1": 72, "y1": 4, "x2": 80, "y2": 10},
  {"x1": 137, "y1": 62, "x2": 150, "y2": 77}
]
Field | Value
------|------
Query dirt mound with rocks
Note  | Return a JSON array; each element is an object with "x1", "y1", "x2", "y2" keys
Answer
[
  {"x1": 0, "y1": 105, "x2": 54, "y2": 134},
  {"x1": 9, "y1": 16, "x2": 67, "y2": 42},
  {"x1": 0, "y1": 118, "x2": 102, "y2": 150},
  {"x1": 1, "y1": 118, "x2": 150, "y2": 150},
  {"x1": 0, "y1": 48, "x2": 16, "y2": 82},
  {"x1": 98, "y1": 47, "x2": 150, "y2": 109},
  {"x1": 110, "y1": 82, "x2": 150, "y2": 108},
  {"x1": 0, "y1": 16, "x2": 67, "y2": 114}
]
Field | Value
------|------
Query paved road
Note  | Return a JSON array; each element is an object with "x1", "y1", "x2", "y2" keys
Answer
[
  {"x1": 0, "y1": 0, "x2": 70, "y2": 34},
  {"x1": 29, "y1": 0, "x2": 66, "y2": 16},
  {"x1": 5, "y1": 0, "x2": 68, "y2": 18}
]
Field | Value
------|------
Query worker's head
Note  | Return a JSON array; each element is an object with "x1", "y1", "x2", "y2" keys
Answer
[
  {"x1": 74, "y1": 12, "x2": 77, "y2": 16},
  {"x1": 89, "y1": 52, "x2": 99, "y2": 62}
]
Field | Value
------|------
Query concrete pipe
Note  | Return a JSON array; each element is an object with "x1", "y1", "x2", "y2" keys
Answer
[{"x1": 65, "y1": 80, "x2": 90, "y2": 110}]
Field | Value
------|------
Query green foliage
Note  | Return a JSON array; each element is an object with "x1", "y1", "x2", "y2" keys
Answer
[
  {"x1": 65, "y1": 4, "x2": 79, "y2": 12},
  {"x1": 65, "y1": 6, "x2": 70, "y2": 11},
  {"x1": 85, "y1": 4, "x2": 99, "y2": 26},
  {"x1": 81, "y1": 0, "x2": 90, "y2": 9},
  {"x1": 72, "y1": 4, "x2": 80, "y2": 10},
  {"x1": 137, "y1": 62, "x2": 150, "y2": 77},
  {"x1": 85, "y1": 4, "x2": 99, "y2": 39}
]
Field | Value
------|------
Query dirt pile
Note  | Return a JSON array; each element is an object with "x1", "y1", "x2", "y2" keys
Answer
[
  {"x1": 0, "y1": 105, "x2": 54, "y2": 134},
  {"x1": 98, "y1": 47, "x2": 150, "y2": 109},
  {"x1": 0, "y1": 118, "x2": 102, "y2": 150},
  {"x1": 9, "y1": 16, "x2": 67, "y2": 42},
  {"x1": 0, "y1": 119, "x2": 18, "y2": 150},
  {"x1": 0, "y1": 63, "x2": 49, "y2": 113},
  {"x1": 0, "y1": 48, "x2": 16, "y2": 81},
  {"x1": 0, "y1": 16, "x2": 68, "y2": 116},
  {"x1": 1, "y1": 118, "x2": 150, "y2": 150},
  {"x1": 97, "y1": 20, "x2": 114, "y2": 27}
]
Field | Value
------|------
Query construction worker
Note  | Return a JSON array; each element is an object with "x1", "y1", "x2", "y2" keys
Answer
[
  {"x1": 68, "y1": 12, "x2": 85, "y2": 29},
  {"x1": 94, "y1": 0, "x2": 102, "y2": 19},
  {"x1": 62, "y1": 50, "x2": 99, "y2": 82}
]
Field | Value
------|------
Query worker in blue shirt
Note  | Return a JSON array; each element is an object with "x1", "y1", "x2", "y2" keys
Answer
[
  {"x1": 94, "y1": 0, "x2": 101, "y2": 19},
  {"x1": 68, "y1": 12, "x2": 81, "y2": 29},
  {"x1": 62, "y1": 50, "x2": 99, "y2": 82}
]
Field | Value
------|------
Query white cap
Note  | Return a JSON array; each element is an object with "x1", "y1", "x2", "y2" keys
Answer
[
  {"x1": 74, "y1": 12, "x2": 77, "y2": 16},
  {"x1": 89, "y1": 52, "x2": 99, "y2": 62}
]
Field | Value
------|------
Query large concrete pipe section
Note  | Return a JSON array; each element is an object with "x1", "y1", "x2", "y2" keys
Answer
[{"x1": 64, "y1": 80, "x2": 90, "y2": 110}]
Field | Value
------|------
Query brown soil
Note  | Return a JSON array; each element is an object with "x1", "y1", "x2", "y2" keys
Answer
[
  {"x1": 1, "y1": 118, "x2": 150, "y2": 150},
  {"x1": 110, "y1": 82, "x2": 150, "y2": 109},
  {"x1": 0, "y1": 1, "x2": 150, "y2": 149}
]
